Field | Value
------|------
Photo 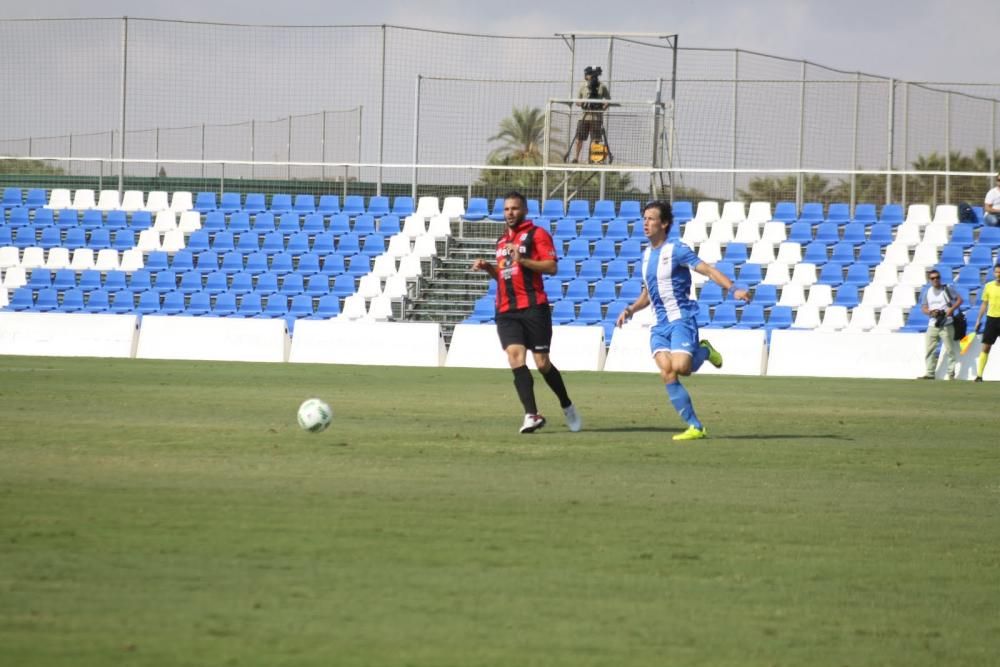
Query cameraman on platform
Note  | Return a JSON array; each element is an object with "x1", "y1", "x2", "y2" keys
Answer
[{"x1": 570, "y1": 65, "x2": 610, "y2": 164}]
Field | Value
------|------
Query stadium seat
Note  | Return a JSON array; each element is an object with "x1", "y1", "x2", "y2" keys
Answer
[
  {"x1": 392, "y1": 197, "x2": 415, "y2": 217},
  {"x1": 464, "y1": 198, "x2": 489, "y2": 221},
  {"x1": 752, "y1": 284, "x2": 778, "y2": 309},
  {"x1": 814, "y1": 222, "x2": 840, "y2": 243},
  {"x1": 706, "y1": 302, "x2": 737, "y2": 328},
  {"x1": 317, "y1": 195, "x2": 340, "y2": 215},
  {"x1": 293, "y1": 195, "x2": 316, "y2": 214},
  {"x1": 852, "y1": 203, "x2": 877, "y2": 224},
  {"x1": 305, "y1": 274, "x2": 331, "y2": 297},
  {"x1": 550, "y1": 299, "x2": 577, "y2": 325},
  {"x1": 772, "y1": 201, "x2": 797, "y2": 223},
  {"x1": 270, "y1": 252, "x2": 295, "y2": 276},
  {"x1": 211, "y1": 292, "x2": 238, "y2": 317},
  {"x1": 788, "y1": 221, "x2": 813, "y2": 244},
  {"x1": 826, "y1": 202, "x2": 850, "y2": 224},
  {"x1": 185, "y1": 291, "x2": 212, "y2": 316},
  {"x1": 542, "y1": 199, "x2": 566, "y2": 219},
  {"x1": 765, "y1": 305, "x2": 794, "y2": 333},
  {"x1": 440, "y1": 196, "x2": 465, "y2": 219},
  {"x1": 733, "y1": 303, "x2": 765, "y2": 329}
]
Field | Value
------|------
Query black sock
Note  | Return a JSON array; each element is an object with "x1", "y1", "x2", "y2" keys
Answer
[
  {"x1": 512, "y1": 366, "x2": 537, "y2": 414},
  {"x1": 541, "y1": 365, "x2": 572, "y2": 409}
]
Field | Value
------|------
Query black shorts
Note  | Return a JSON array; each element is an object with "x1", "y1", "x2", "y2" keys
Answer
[
  {"x1": 575, "y1": 118, "x2": 603, "y2": 142},
  {"x1": 983, "y1": 316, "x2": 1000, "y2": 345},
  {"x1": 496, "y1": 304, "x2": 553, "y2": 353}
]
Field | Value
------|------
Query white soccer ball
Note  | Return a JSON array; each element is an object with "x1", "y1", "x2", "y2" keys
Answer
[{"x1": 297, "y1": 398, "x2": 332, "y2": 433}]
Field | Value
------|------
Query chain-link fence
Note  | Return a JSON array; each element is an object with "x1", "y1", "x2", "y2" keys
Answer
[{"x1": 0, "y1": 19, "x2": 997, "y2": 209}]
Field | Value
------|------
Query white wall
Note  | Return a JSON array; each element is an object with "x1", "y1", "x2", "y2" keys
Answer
[
  {"x1": 136, "y1": 316, "x2": 289, "y2": 363},
  {"x1": 0, "y1": 312, "x2": 138, "y2": 358},
  {"x1": 605, "y1": 326, "x2": 768, "y2": 375},
  {"x1": 445, "y1": 324, "x2": 606, "y2": 371},
  {"x1": 767, "y1": 330, "x2": 931, "y2": 379},
  {"x1": 290, "y1": 320, "x2": 447, "y2": 367}
]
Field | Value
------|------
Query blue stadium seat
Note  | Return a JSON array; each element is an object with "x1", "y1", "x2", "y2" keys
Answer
[
  {"x1": 752, "y1": 284, "x2": 777, "y2": 309},
  {"x1": 816, "y1": 263, "x2": 844, "y2": 287},
  {"x1": 253, "y1": 272, "x2": 279, "y2": 297},
  {"x1": 277, "y1": 214, "x2": 300, "y2": 234},
  {"x1": 788, "y1": 221, "x2": 813, "y2": 244},
  {"x1": 235, "y1": 231, "x2": 260, "y2": 254},
  {"x1": 765, "y1": 305, "x2": 794, "y2": 332},
  {"x1": 103, "y1": 272, "x2": 128, "y2": 292},
  {"x1": 591, "y1": 238, "x2": 617, "y2": 263},
  {"x1": 592, "y1": 200, "x2": 616, "y2": 221},
  {"x1": 107, "y1": 289, "x2": 135, "y2": 314},
  {"x1": 1, "y1": 187, "x2": 22, "y2": 209},
  {"x1": 317, "y1": 195, "x2": 340, "y2": 215},
  {"x1": 968, "y1": 245, "x2": 995, "y2": 270},
  {"x1": 129, "y1": 211, "x2": 152, "y2": 230},
  {"x1": 618, "y1": 200, "x2": 642, "y2": 221},
  {"x1": 99, "y1": 228, "x2": 121, "y2": 251},
  {"x1": 24, "y1": 189, "x2": 46, "y2": 209},
  {"x1": 391, "y1": 196, "x2": 414, "y2": 217},
  {"x1": 842, "y1": 263, "x2": 872, "y2": 289},
  {"x1": 269, "y1": 252, "x2": 294, "y2": 275},
  {"x1": 552, "y1": 218, "x2": 578, "y2": 243},
  {"x1": 229, "y1": 272, "x2": 254, "y2": 295},
  {"x1": 366, "y1": 196, "x2": 390, "y2": 217},
  {"x1": 64, "y1": 227, "x2": 87, "y2": 250},
  {"x1": 978, "y1": 226, "x2": 1000, "y2": 250},
  {"x1": 12, "y1": 226, "x2": 36, "y2": 249},
  {"x1": 7, "y1": 207, "x2": 30, "y2": 228},
  {"x1": 237, "y1": 292, "x2": 263, "y2": 318},
  {"x1": 937, "y1": 244, "x2": 966, "y2": 272},
  {"x1": 841, "y1": 222, "x2": 867, "y2": 245},
  {"x1": 950, "y1": 224, "x2": 974, "y2": 248},
  {"x1": 899, "y1": 305, "x2": 929, "y2": 332},
  {"x1": 286, "y1": 231, "x2": 311, "y2": 255},
  {"x1": 263, "y1": 295, "x2": 289, "y2": 319},
  {"x1": 218, "y1": 250, "x2": 243, "y2": 274},
  {"x1": 252, "y1": 212, "x2": 276, "y2": 233},
  {"x1": 563, "y1": 278, "x2": 591, "y2": 303},
  {"x1": 270, "y1": 194, "x2": 293, "y2": 213},
  {"x1": 33, "y1": 209, "x2": 54, "y2": 227},
  {"x1": 243, "y1": 251, "x2": 268, "y2": 275},
  {"x1": 135, "y1": 289, "x2": 161, "y2": 315},
  {"x1": 39, "y1": 226, "x2": 62, "y2": 250},
  {"x1": 814, "y1": 222, "x2": 840, "y2": 243},
  {"x1": 341, "y1": 196, "x2": 365, "y2": 217},
  {"x1": 219, "y1": 192, "x2": 242, "y2": 214},
  {"x1": 737, "y1": 263, "x2": 762, "y2": 287},
  {"x1": 178, "y1": 270, "x2": 204, "y2": 294},
  {"x1": 618, "y1": 239, "x2": 643, "y2": 263},
  {"x1": 671, "y1": 201, "x2": 693, "y2": 223},
  {"x1": 830, "y1": 241, "x2": 857, "y2": 265},
  {"x1": 833, "y1": 284, "x2": 859, "y2": 308},
  {"x1": 152, "y1": 269, "x2": 178, "y2": 294},
  {"x1": 83, "y1": 288, "x2": 110, "y2": 314},
  {"x1": 345, "y1": 254, "x2": 371, "y2": 277},
  {"x1": 212, "y1": 292, "x2": 238, "y2": 317},
  {"x1": 353, "y1": 214, "x2": 377, "y2": 235},
  {"x1": 604, "y1": 258, "x2": 630, "y2": 283},
  {"x1": 575, "y1": 299, "x2": 603, "y2": 325},
  {"x1": 56, "y1": 208, "x2": 79, "y2": 228},
  {"x1": 302, "y1": 213, "x2": 326, "y2": 233},
  {"x1": 201, "y1": 211, "x2": 226, "y2": 233},
  {"x1": 331, "y1": 273, "x2": 357, "y2": 298},
  {"x1": 619, "y1": 278, "x2": 643, "y2": 301},
  {"x1": 798, "y1": 202, "x2": 824, "y2": 223},
  {"x1": 194, "y1": 192, "x2": 217, "y2": 213},
  {"x1": 578, "y1": 218, "x2": 604, "y2": 241},
  {"x1": 31, "y1": 287, "x2": 58, "y2": 312},
  {"x1": 288, "y1": 294, "x2": 314, "y2": 323},
  {"x1": 879, "y1": 203, "x2": 904, "y2": 225},
  {"x1": 296, "y1": 252, "x2": 321, "y2": 276},
  {"x1": 955, "y1": 264, "x2": 983, "y2": 289},
  {"x1": 203, "y1": 271, "x2": 228, "y2": 295},
  {"x1": 52, "y1": 268, "x2": 76, "y2": 291},
  {"x1": 378, "y1": 215, "x2": 401, "y2": 235},
  {"x1": 706, "y1": 302, "x2": 737, "y2": 328},
  {"x1": 604, "y1": 218, "x2": 630, "y2": 243},
  {"x1": 590, "y1": 278, "x2": 618, "y2": 304},
  {"x1": 7, "y1": 287, "x2": 34, "y2": 311},
  {"x1": 853, "y1": 203, "x2": 877, "y2": 224},
  {"x1": 78, "y1": 270, "x2": 103, "y2": 291},
  {"x1": 244, "y1": 193, "x2": 266, "y2": 213},
  {"x1": 293, "y1": 194, "x2": 316, "y2": 213},
  {"x1": 542, "y1": 199, "x2": 566, "y2": 219},
  {"x1": 566, "y1": 199, "x2": 591, "y2": 221},
  {"x1": 261, "y1": 231, "x2": 286, "y2": 255},
  {"x1": 311, "y1": 232, "x2": 336, "y2": 255},
  {"x1": 563, "y1": 238, "x2": 591, "y2": 263},
  {"x1": 550, "y1": 299, "x2": 577, "y2": 325},
  {"x1": 311, "y1": 293, "x2": 341, "y2": 319},
  {"x1": 80, "y1": 209, "x2": 103, "y2": 230},
  {"x1": 305, "y1": 274, "x2": 331, "y2": 297},
  {"x1": 698, "y1": 282, "x2": 723, "y2": 306},
  {"x1": 487, "y1": 198, "x2": 505, "y2": 221},
  {"x1": 464, "y1": 198, "x2": 489, "y2": 221},
  {"x1": 826, "y1": 202, "x2": 850, "y2": 224},
  {"x1": 186, "y1": 291, "x2": 212, "y2": 316},
  {"x1": 319, "y1": 253, "x2": 345, "y2": 276},
  {"x1": 211, "y1": 231, "x2": 235, "y2": 253},
  {"x1": 336, "y1": 232, "x2": 361, "y2": 255},
  {"x1": 733, "y1": 303, "x2": 765, "y2": 329},
  {"x1": 27, "y1": 269, "x2": 52, "y2": 291},
  {"x1": 160, "y1": 290, "x2": 186, "y2": 316},
  {"x1": 772, "y1": 201, "x2": 797, "y2": 223},
  {"x1": 802, "y1": 241, "x2": 830, "y2": 265},
  {"x1": 722, "y1": 242, "x2": 748, "y2": 265}
]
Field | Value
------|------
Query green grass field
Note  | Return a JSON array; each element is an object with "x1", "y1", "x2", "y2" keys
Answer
[{"x1": 1, "y1": 356, "x2": 997, "y2": 666}]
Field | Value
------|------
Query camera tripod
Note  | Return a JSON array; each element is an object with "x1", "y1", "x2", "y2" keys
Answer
[{"x1": 563, "y1": 122, "x2": 613, "y2": 166}]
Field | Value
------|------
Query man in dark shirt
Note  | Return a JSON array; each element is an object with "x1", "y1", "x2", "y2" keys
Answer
[{"x1": 471, "y1": 191, "x2": 582, "y2": 434}]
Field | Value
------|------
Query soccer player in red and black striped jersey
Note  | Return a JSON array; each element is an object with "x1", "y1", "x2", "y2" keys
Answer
[{"x1": 471, "y1": 191, "x2": 582, "y2": 434}]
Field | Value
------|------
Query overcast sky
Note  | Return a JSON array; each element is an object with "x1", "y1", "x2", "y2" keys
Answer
[{"x1": 9, "y1": 0, "x2": 999, "y2": 85}]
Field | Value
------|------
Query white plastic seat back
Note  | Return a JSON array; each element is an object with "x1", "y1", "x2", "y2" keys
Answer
[
  {"x1": 71, "y1": 189, "x2": 96, "y2": 210},
  {"x1": 96, "y1": 190, "x2": 121, "y2": 211}
]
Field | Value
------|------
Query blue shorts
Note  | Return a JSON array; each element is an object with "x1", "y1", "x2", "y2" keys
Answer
[{"x1": 649, "y1": 317, "x2": 699, "y2": 357}]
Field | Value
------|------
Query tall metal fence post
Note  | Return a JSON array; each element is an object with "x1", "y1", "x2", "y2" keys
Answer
[
  {"x1": 68, "y1": 134, "x2": 73, "y2": 177},
  {"x1": 796, "y1": 60, "x2": 806, "y2": 212},
  {"x1": 200, "y1": 123, "x2": 205, "y2": 180},
  {"x1": 377, "y1": 24, "x2": 387, "y2": 197},
  {"x1": 887, "y1": 78, "x2": 896, "y2": 206},
  {"x1": 287, "y1": 114, "x2": 293, "y2": 181},
  {"x1": 250, "y1": 119, "x2": 255, "y2": 180},
  {"x1": 731, "y1": 50, "x2": 739, "y2": 201},
  {"x1": 155, "y1": 127, "x2": 160, "y2": 180},
  {"x1": 850, "y1": 72, "x2": 860, "y2": 213},
  {"x1": 412, "y1": 75, "x2": 421, "y2": 200},
  {"x1": 992, "y1": 100, "x2": 997, "y2": 180},
  {"x1": 944, "y1": 91, "x2": 951, "y2": 205},
  {"x1": 118, "y1": 16, "x2": 129, "y2": 196},
  {"x1": 321, "y1": 110, "x2": 327, "y2": 182}
]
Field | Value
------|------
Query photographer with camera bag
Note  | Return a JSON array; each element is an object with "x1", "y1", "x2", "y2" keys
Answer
[
  {"x1": 570, "y1": 66, "x2": 610, "y2": 164},
  {"x1": 918, "y1": 269, "x2": 963, "y2": 380}
]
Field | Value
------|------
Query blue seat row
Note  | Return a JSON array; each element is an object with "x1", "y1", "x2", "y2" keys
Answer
[
  {"x1": 464, "y1": 198, "x2": 644, "y2": 223},
  {"x1": 2, "y1": 209, "x2": 152, "y2": 229},
  {"x1": 180, "y1": 230, "x2": 386, "y2": 256},
  {"x1": 193, "y1": 193, "x2": 415, "y2": 218},
  {"x1": 199, "y1": 211, "x2": 401, "y2": 235}
]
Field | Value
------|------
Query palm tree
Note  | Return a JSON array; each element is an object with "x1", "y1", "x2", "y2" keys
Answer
[{"x1": 486, "y1": 106, "x2": 562, "y2": 164}]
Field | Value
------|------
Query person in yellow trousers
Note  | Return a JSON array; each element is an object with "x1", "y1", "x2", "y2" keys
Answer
[{"x1": 971, "y1": 264, "x2": 1000, "y2": 382}]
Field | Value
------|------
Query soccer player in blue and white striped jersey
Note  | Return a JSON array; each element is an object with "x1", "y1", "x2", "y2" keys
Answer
[{"x1": 616, "y1": 201, "x2": 750, "y2": 440}]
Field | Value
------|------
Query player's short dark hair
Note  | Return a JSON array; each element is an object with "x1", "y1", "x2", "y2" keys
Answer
[
  {"x1": 643, "y1": 200, "x2": 674, "y2": 231},
  {"x1": 503, "y1": 191, "x2": 528, "y2": 208}
]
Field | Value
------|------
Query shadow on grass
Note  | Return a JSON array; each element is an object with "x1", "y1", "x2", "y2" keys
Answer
[{"x1": 578, "y1": 428, "x2": 853, "y2": 441}]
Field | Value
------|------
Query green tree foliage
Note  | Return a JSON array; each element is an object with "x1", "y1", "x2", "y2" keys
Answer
[
  {"x1": 0, "y1": 159, "x2": 64, "y2": 175},
  {"x1": 478, "y1": 106, "x2": 642, "y2": 201},
  {"x1": 737, "y1": 174, "x2": 830, "y2": 205}
]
